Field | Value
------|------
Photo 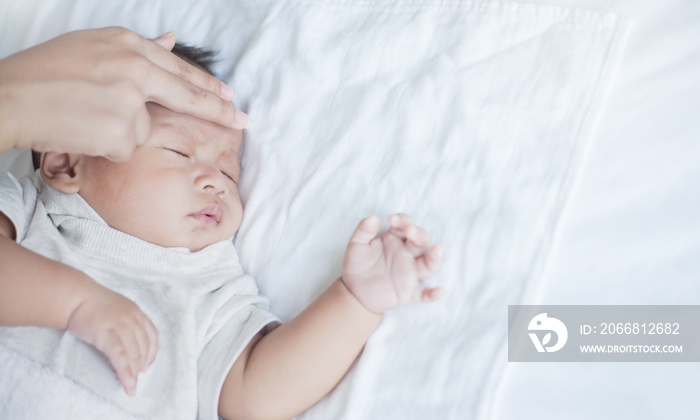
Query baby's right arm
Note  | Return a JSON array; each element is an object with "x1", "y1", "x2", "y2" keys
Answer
[{"x1": 0, "y1": 211, "x2": 158, "y2": 396}]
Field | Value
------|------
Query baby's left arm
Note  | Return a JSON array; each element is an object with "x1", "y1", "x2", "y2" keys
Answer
[{"x1": 218, "y1": 214, "x2": 444, "y2": 420}]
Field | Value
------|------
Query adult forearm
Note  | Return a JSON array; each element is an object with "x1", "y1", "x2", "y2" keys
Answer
[
  {"x1": 0, "y1": 234, "x2": 99, "y2": 328},
  {"x1": 224, "y1": 279, "x2": 382, "y2": 420}
]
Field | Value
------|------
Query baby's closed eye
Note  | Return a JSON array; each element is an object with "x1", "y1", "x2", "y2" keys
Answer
[
  {"x1": 162, "y1": 147, "x2": 190, "y2": 158},
  {"x1": 159, "y1": 145, "x2": 238, "y2": 182},
  {"x1": 221, "y1": 171, "x2": 237, "y2": 183}
]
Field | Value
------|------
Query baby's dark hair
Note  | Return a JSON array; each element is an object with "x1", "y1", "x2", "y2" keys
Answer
[{"x1": 31, "y1": 42, "x2": 218, "y2": 170}]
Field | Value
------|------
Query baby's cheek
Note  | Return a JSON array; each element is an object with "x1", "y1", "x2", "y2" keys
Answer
[{"x1": 226, "y1": 201, "x2": 244, "y2": 236}]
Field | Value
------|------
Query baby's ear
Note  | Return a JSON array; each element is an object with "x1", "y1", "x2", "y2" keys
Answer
[{"x1": 40, "y1": 152, "x2": 83, "y2": 194}]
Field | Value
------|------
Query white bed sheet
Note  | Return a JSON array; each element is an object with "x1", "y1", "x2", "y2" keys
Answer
[
  {"x1": 491, "y1": 0, "x2": 700, "y2": 419},
  {"x1": 0, "y1": 1, "x2": 698, "y2": 419}
]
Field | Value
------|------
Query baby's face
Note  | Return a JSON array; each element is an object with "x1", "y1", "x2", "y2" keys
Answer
[{"x1": 77, "y1": 103, "x2": 243, "y2": 252}]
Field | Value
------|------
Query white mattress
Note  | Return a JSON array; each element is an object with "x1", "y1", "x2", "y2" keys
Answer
[{"x1": 0, "y1": 1, "x2": 698, "y2": 419}]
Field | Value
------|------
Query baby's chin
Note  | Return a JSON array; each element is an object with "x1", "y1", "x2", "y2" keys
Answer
[
  {"x1": 186, "y1": 227, "x2": 240, "y2": 252},
  {"x1": 170, "y1": 233, "x2": 236, "y2": 253},
  {"x1": 185, "y1": 239, "x2": 222, "y2": 253},
  {"x1": 108, "y1": 217, "x2": 240, "y2": 252},
  {"x1": 130, "y1": 229, "x2": 236, "y2": 253}
]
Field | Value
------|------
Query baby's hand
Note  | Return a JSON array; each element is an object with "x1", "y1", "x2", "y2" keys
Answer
[
  {"x1": 67, "y1": 286, "x2": 158, "y2": 396},
  {"x1": 341, "y1": 214, "x2": 445, "y2": 314}
]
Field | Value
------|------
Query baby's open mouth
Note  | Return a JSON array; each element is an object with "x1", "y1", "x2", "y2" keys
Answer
[{"x1": 190, "y1": 205, "x2": 223, "y2": 226}]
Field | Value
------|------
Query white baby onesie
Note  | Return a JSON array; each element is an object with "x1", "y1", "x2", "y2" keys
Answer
[{"x1": 0, "y1": 171, "x2": 279, "y2": 420}]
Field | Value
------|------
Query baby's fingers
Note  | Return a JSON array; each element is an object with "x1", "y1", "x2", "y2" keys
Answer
[
  {"x1": 103, "y1": 338, "x2": 138, "y2": 396},
  {"x1": 388, "y1": 214, "x2": 431, "y2": 257},
  {"x1": 388, "y1": 214, "x2": 415, "y2": 238},
  {"x1": 117, "y1": 365, "x2": 138, "y2": 397},
  {"x1": 123, "y1": 333, "x2": 144, "y2": 395},
  {"x1": 349, "y1": 215, "x2": 381, "y2": 246},
  {"x1": 416, "y1": 243, "x2": 444, "y2": 279},
  {"x1": 132, "y1": 324, "x2": 149, "y2": 370},
  {"x1": 412, "y1": 285, "x2": 447, "y2": 303},
  {"x1": 406, "y1": 226, "x2": 431, "y2": 257},
  {"x1": 144, "y1": 318, "x2": 159, "y2": 370}
]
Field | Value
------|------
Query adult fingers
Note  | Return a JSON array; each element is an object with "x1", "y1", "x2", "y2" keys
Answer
[
  {"x1": 151, "y1": 31, "x2": 176, "y2": 50},
  {"x1": 137, "y1": 31, "x2": 236, "y2": 100},
  {"x1": 150, "y1": 32, "x2": 236, "y2": 102},
  {"x1": 348, "y1": 215, "x2": 381, "y2": 246},
  {"x1": 141, "y1": 63, "x2": 249, "y2": 129},
  {"x1": 133, "y1": 104, "x2": 152, "y2": 147},
  {"x1": 100, "y1": 86, "x2": 151, "y2": 162}
]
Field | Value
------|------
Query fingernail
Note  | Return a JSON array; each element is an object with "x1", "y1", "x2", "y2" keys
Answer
[
  {"x1": 154, "y1": 31, "x2": 175, "y2": 40},
  {"x1": 389, "y1": 215, "x2": 399, "y2": 226},
  {"x1": 220, "y1": 83, "x2": 237, "y2": 101},
  {"x1": 234, "y1": 108, "x2": 252, "y2": 129}
]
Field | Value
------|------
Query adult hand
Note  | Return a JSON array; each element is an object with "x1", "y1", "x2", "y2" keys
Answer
[{"x1": 0, "y1": 27, "x2": 249, "y2": 161}]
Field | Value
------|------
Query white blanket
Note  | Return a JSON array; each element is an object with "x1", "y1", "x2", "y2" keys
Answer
[
  {"x1": 0, "y1": 1, "x2": 630, "y2": 419},
  {"x1": 0, "y1": 343, "x2": 140, "y2": 420},
  {"x1": 231, "y1": 2, "x2": 630, "y2": 419}
]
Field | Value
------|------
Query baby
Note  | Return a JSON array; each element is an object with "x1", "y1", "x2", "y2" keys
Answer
[{"x1": 0, "y1": 44, "x2": 444, "y2": 420}]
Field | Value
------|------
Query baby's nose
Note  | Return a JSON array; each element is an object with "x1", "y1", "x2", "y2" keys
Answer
[{"x1": 195, "y1": 166, "x2": 227, "y2": 196}]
